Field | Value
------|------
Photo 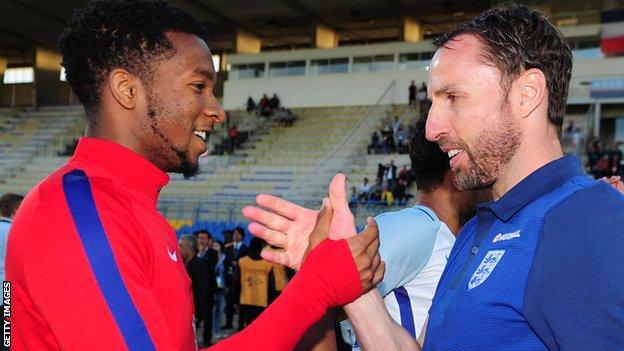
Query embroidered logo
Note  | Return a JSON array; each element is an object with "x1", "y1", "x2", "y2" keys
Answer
[
  {"x1": 167, "y1": 246, "x2": 178, "y2": 262},
  {"x1": 468, "y1": 250, "x2": 505, "y2": 290},
  {"x1": 492, "y1": 230, "x2": 521, "y2": 243}
]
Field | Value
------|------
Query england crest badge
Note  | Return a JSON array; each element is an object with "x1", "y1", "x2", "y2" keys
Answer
[{"x1": 468, "y1": 250, "x2": 505, "y2": 290}]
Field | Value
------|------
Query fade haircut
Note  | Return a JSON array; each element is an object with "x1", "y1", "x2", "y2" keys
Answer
[
  {"x1": 434, "y1": 2, "x2": 572, "y2": 137},
  {"x1": 409, "y1": 105, "x2": 450, "y2": 193},
  {"x1": 58, "y1": 0, "x2": 207, "y2": 122},
  {"x1": 0, "y1": 193, "x2": 24, "y2": 218}
]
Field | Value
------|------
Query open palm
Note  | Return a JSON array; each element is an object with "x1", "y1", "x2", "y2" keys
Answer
[{"x1": 242, "y1": 173, "x2": 356, "y2": 270}]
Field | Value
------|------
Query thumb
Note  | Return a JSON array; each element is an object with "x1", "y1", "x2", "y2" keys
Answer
[
  {"x1": 307, "y1": 197, "x2": 333, "y2": 252},
  {"x1": 328, "y1": 173, "x2": 356, "y2": 239}
]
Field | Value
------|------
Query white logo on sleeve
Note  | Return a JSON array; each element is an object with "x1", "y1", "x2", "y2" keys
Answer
[
  {"x1": 468, "y1": 250, "x2": 505, "y2": 290},
  {"x1": 167, "y1": 246, "x2": 178, "y2": 262},
  {"x1": 492, "y1": 230, "x2": 521, "y2": 243}
]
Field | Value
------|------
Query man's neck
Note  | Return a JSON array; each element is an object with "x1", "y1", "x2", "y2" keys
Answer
[
  {"x1": 419, "y1": 190, "x2": 461, "y2": 236},
  {"x1": 492, "y1": 135, "x2": 563, "y2": 200}
]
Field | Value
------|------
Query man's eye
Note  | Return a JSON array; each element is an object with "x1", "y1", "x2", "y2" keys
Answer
[
  {"x1": 194, "y1": 83, "x2": 206, "y2": 92},
  {"x1": 447, "y1": 94, "x2": 458, "y2": 103}
]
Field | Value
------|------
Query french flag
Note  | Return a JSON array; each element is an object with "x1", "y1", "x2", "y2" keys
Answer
[{"x1": 601, "y1": 9, "x2": 624, "y2": 55}]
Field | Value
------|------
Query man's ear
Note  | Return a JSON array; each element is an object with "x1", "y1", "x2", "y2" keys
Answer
[
  {"x1": 107, "y1": 69, "x2": 139, "y2": 110},
  {"x1": 516, "y1": 68, "x2": 546, "y2": 119}
]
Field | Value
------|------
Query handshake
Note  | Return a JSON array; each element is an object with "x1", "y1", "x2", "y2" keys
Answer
[{"x1": 242, "y1": 173, "x2": 386, "y2": 306}]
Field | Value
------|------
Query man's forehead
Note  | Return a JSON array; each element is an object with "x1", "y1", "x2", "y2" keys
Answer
[
  {"x1": 432, "y1": 34, "x2": 485, "y2": 68},
  {"x1": 166, "y1": 32, "x2": 214, "y2": 71},
  {"x1": 429, "y1": 34, "x2": 499, "y2": 91}
]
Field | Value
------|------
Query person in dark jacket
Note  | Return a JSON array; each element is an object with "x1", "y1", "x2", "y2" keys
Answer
[{"x1": 179, "y1": 234, "x2": 212, "y2": 347}]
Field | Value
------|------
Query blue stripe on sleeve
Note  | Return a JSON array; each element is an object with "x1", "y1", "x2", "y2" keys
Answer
[
  {"x1": 394, "y1": 286, "x2": 416, "y2": 337},
  {"x1": 63, "y1": 169, "x2": 156, "y2": 351}
]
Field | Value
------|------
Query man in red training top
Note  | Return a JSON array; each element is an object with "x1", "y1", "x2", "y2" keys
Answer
[{"x1": 6, "y1": 1, "x2": 383, "y2": 350}]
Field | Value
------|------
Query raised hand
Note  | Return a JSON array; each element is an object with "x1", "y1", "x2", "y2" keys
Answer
[
  {"x1": 327, "y1": 173, "x2": 357, "y2": 239},
  {"x1": 242, "y1": 194, "x2": 318, "y2": 270},
  {"x1": 242, "y1": 173, "x2": 357, "y2": 270},
  {"x1": 301, "y1": 205, "x2": 385, "y2": 303}
]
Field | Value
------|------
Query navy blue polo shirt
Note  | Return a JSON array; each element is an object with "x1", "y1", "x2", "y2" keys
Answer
[{"x1": 424, "y1": 155, "x2": 624, "y2": 350}]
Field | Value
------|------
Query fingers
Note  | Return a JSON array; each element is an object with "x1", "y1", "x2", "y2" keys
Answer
[
  {"x1": 305, "y1": 198, "x2": 334, "y2": 260},
  {"x1": 328, "y1": 173, "x2": 357, "y2": 239},
  {"x1": 242, "y1": 206, "x2": 290, "y2": 232},
  {"x1": 372, "y1": 261, "x2": 386, "y2": 287},
  {"x1": 247, "y1": 222, "x2": 288, "y2": 248},
  {"x1": 260, "y1": 247, "x2": 289, "y2": 266},
  {"x1": 360, "y1": 218, "x2": 380, "y2": 252},
  {"x1": 255, "y1": 194, "x2": 305, "y2": 220}
]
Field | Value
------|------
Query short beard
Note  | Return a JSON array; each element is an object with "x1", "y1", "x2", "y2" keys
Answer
[
  {"x1": 145, "y1": 91, "x2": 198, "y2": 177},
  {"x1": 454, "y1": 106, "x2": 521, "y2": 191}
]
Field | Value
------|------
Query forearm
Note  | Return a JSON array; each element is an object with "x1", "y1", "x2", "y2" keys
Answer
[
  {"x1": 211, "y1": 272, "x2": 329, "y2": 351},
  {"x1": 209, "y1": 239, "x2": 361, "y2": 351},
  {"x1": 344, "y1": 289, "x2": 421, "y2": 351},
  {"x1": 293, "y1": 310, "x2": 338, "y2": 351}
]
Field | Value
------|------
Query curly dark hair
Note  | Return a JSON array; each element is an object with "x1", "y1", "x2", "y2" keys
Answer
[
  {"x1": 0, "y1": 193, "x2": 24, "y2": 218},
  {"x1": 58, "y1": 0, "x2": 207, "y2": 121},
  {"x1": 409, "y1": 105, "x2": 450, "y2": 193},
  {"x1": 434, "y1": 2, "x2": 572, "y2": 137}
]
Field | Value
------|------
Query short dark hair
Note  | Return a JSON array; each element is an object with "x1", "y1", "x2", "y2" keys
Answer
[
  {"x1": 409, "y1": 109, "x2": 450, "y2": 193},
  {"x1": 434, "y1": 2, "x2": 572, "y2": 137},
  {"x1": 233, "y1": 226, "x2": 245, "y2": 238},
  {"x1": 193, "y1": 230, "x2": 212, "y2": 239},
  {"x1": 0, "y1": 193, "x2": 23, "y2": 218},
  {"x1": 58, "y1": 0, "x2": 207, "y2": 121},
  {"x1": 179, "y1": 234, "x2": 198, "y2": 254},
  {"x1": 249, "y1": 237, "x2": 265, "y2": 255}
]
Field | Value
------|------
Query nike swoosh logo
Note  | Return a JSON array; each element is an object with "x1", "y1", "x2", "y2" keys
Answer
[{"x1": 167, "y1": 246, "x2": 178, "y2": 262}]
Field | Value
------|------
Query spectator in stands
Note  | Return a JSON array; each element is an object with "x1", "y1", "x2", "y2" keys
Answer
[
  {"x1": 369, "y1": 177, "x2": 383, "y2": 202},
  {"x1": 268, "y1": 94, "x2": 280, "y2": 111},
  {"x1": 417, "y1": 82, "x2": 427, "y2": 112},
  {"x1": 408, "y1": 80, "x2": 417, "y2": 108},
  {"x1": 194, "y1": 230, "x2": 218, "y2": 344},
  {"x1": 259, "y1": 94, "x2": 271, "y2": 117},
  {"x1": 270, "y1": 264, "x2": 288, "y2": 303},
  {"x1": 358, "y1": 177, "x2": 371, "y2": 202},
  {"x1": 246, "y1": 96, "x2": 255, "y2": 113},
  {"x1": 398, "y1": 165, "x2": 411, "y2": 184},
  {"x1": 195, "y1": 230, "x2": 217, "y2": 264},
  {"x1": 348, "y1": 186, "x2": 358, "y2": 211},
  {"x1": 277, "y1": 108, "x2": 296, "y2": 127},
  {"x1": 0, "y1": 193, "x2": 23, "y2": 284},
  {"x1": 385, "y1": 159, "x2": 398, "y2": 189},
  {"x1": 228, "y1": 124, "x2": 238, "y2": 154},
  {"x1": 377, "y1": 163, "x2": 386, "y2": 181},
  {"x1": 283, "y1": 108, "x2": 295, "y2": 127},
  {"x1": 380, "y1": 185, "x2": 394, "y2": 207},
  {"x1": 393, "y1": 179, "x2": 414, "y2": 206},
  {"x1": 178, "y1": 234, "x2": 211, "y2": 347},
  {"x1": 367, "y1": 132, "x2": 380, "y2": 154},
  {"x1": 391, "y1": 116, "x2": 401, "y2": 142},
  {"x1": 396, "y1": 125, "x2": 408, "y2": 154},
  {"x1": 212, "y1": 241, "x2": 227, "y2": 335},
  {"x1": 237, "y1": 238, "x2": 276, "y2": 331},
  {"x1": 383, "y1": 131, "x2": 395, "y2": 154},
  {"x1": 224, "y1": 227, "x2": 249, "y2": 330}
]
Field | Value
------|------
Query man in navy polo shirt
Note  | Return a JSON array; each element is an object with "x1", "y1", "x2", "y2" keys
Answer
[{"x1": 422, "y1": 3, "x2": 624, "y2": 350}]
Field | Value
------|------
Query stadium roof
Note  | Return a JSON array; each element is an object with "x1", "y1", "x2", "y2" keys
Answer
[{"x1": 0, "y1": 0, "x2": 612, "y2": 59}]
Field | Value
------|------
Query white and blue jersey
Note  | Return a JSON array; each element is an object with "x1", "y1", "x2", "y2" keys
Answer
[
  {"x1": 424, "y1": 155, "x2": 624, "y2": 350},
  {"x1": 350, "y1": 205, "x2": 454, "y2": 350}
]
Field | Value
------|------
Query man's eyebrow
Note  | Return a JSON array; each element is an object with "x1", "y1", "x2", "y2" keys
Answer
[
  {"x1": 432, "y1": 84, "x2": 460, "y2": 96},
  {"x1": 193, "y1": 67, "x2": 214, "y2": 81}
]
